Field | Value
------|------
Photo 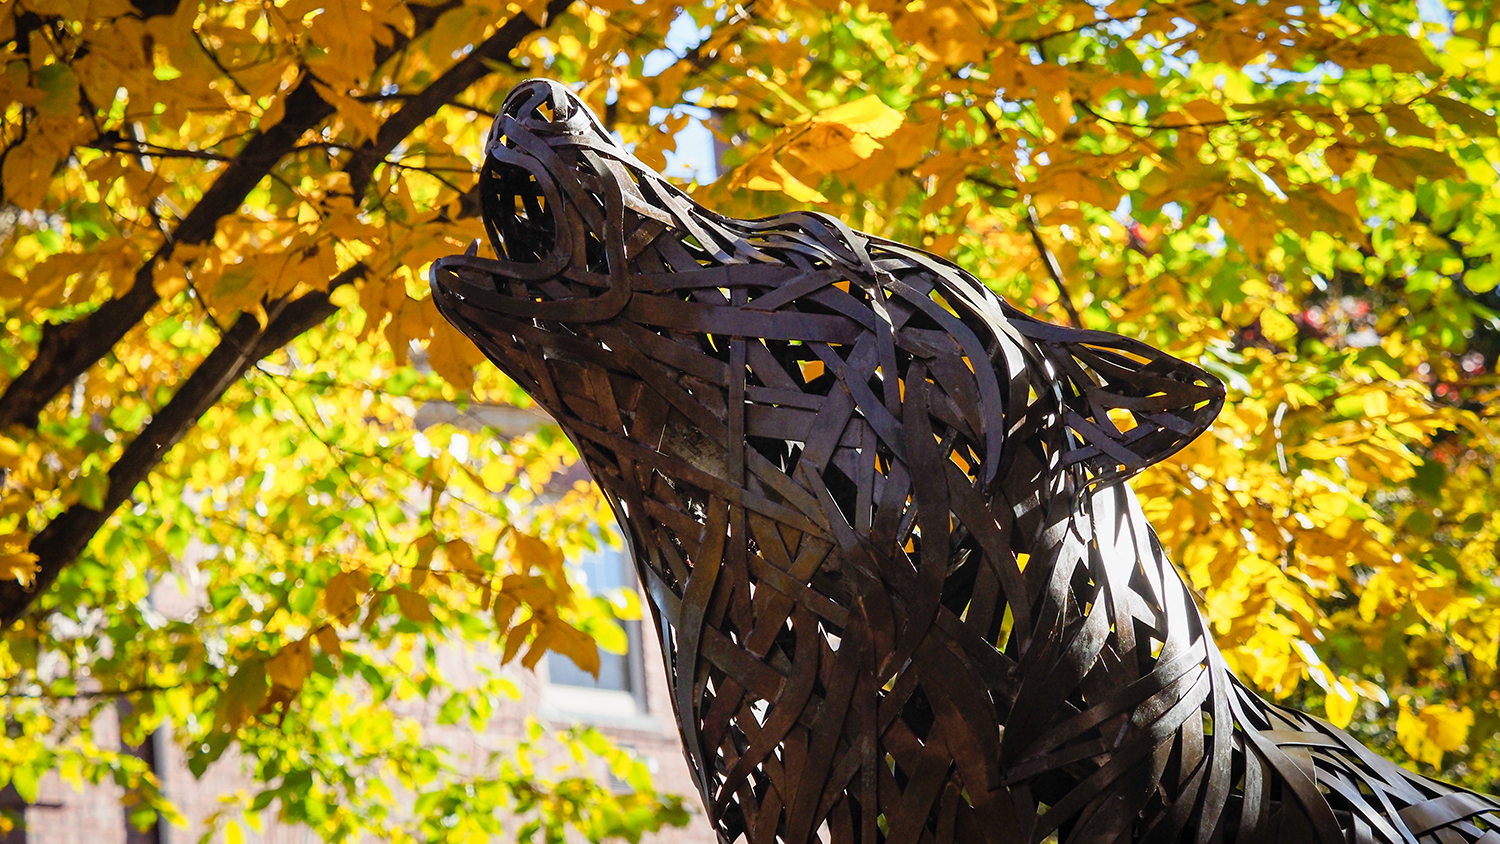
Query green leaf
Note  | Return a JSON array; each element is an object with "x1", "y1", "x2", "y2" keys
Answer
[
  {"x1": 1465, "y1": 262, "x2": 1500, "y2": 294},
  {"x1": 11, "y1": 764, "x2": 38, "y2": 804},
  {"x1": 75, "y1": 467, "x2": 108, "y2": 511}
]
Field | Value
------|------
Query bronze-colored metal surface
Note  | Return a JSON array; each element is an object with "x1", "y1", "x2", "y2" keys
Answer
[{"x1": 432, "y1": 79, "x2": 1500, "y2": 844}]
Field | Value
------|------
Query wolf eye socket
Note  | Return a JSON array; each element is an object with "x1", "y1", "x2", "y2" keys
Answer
[{"x1": 507, "y1": 96, "x2": 560, "y2": 127}]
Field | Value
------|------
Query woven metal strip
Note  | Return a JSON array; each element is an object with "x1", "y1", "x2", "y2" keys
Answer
[{"x1": 433, "y1": 79, "x2": 1499, "y2": 844}]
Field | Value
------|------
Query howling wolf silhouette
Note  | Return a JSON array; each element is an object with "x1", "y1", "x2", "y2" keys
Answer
[{"x1": 431, "y1": 79, "x2": 1499, "y2": 844}]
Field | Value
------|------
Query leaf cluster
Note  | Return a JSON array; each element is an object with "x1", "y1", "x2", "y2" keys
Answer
[{"x1": 3, "y1": 0, "x2": 1500, "y2": 835}]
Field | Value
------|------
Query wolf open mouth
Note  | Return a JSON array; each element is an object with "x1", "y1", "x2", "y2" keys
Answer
[
  {"x1": 430, "y1": 81, "x2": 636, "y2": 325},
  {"x1": 473, "y1": 80, "x2": 626, "y2": 282},
  {"x1": 481, "y1": 151, "x2": 558, "y2": 266},
  {"x1": 480, "y1": 146, "x2": 619, "y2": 282}
]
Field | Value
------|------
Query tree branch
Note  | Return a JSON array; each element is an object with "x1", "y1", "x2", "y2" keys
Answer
[
  {"x1": 0, "y1": 682, "x2": 183, "y2": 700},
  {"x1": 0, "y1": 3, "x2": 458, "y2": 431},
  {"x1": 0, "y1": 266, "x2": 364, "y2": 625},
  {"x1": 0, "y1": 1, "x2": 571, "y2": 624},
  {"x1": 344, "y1": 0, "x2": 576, "y2": 197}
]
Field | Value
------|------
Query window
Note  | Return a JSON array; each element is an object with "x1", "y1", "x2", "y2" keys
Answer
[{"x1": 543, "y1": 547, "x2": 648, "y2": 719}]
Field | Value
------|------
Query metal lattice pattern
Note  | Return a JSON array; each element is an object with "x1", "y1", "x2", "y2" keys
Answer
[{"x1": 431, "y1": 79, "x2": 1500, "y2": 844}]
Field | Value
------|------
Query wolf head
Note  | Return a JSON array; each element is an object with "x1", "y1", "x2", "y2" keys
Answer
[
  {"x1": 431, "y1": 78, "x2": 1222, "y2": 495},
  {"x1": 430, "y1": 78, "x2": 689, "y2": 327}
]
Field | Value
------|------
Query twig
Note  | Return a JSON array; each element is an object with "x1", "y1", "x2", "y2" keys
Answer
[
  {"x1": 1023, "y1": 203, "x2": 1083, "y2": 328},
  {"x1": 1015, "y1": 9, "x2": 1149, "y2": 45},
  {"x1": 0, "y1": 682, "x2": 182, "y2": 700}
]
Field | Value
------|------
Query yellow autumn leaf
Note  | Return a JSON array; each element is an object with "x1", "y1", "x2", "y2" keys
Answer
[
  {"x1": 961, "y1": 0, "x2": 998, "y2": 27},
  {"x1": 392, "y1": 585, "x2": 434, "y2": 623},
  {"x1": 426, "y1": 322, "x2": 486, "y2": 393},
  {"x1": 512, "y1": 532, "x2": 565, "y2": 578},
  {"x1": 0, "y1": 544, "x2": 38, "y2": 587},
  {"x1": 892, "y1": 6, "x2": 987, "y2": 65},
  {"x1": 1422, "y1": 703, "x2": 1474, "y2": 752},
  {"x1": 499, "y1": 573, "x2": 560, "y2": 608},
  {"x1": 323, "y1": 570, "x2": 368, "y2": 623},
  {"x1": 1355, "y1": 680, "x2": 1390, "y2": 706},
  {"x1": 266, "y1": 638, "x2": 313, "y2": 690},
  {"x1": 492, "y1": 590, "x2": 521, "y2": 632},
  {"x1": 1396, "y1": 704, "x2": 1438, "y2": 765},
  {"x1": 480, "y1": 460, "x2": 511, "y2": 492},
  {"x1": 310, "y1": 79, "x2": 382, "y2": 143},
  {"x1": 744, "y1": 158, "x2": 828, "y2": 203},
  {"x1": 789, "y1": 126, "x2": 885, "y2": 172},
  {"x1": 1323, "y1": 676, "x2": 1358, "y2": 728},
  {"x1": 1, "y1": 134, "x2": 61, "y2": 210},
  {"x1": 501, "y1": 615, "x2": 534, "y2": 664},
  {"x1": 511, "y1": 0, "x2": 553, "y2": 26},
  {"x1": 1398, "y1": 697, "x2": 1471, "y2": 768},
  {"x1": 304, "y1": 0, "x2": 379, "y2": 89},
  {"x1": 616, "y1": 77, "x2": 653, "y2": 114},
  {"x1": 530, "y1": 619, "x2": 599, "y2": 675},
  {"x1": 444, "y1": 539, "x2": 483, "y2": 575},
  {"x1": 810, "y1": 94, "x2": 903, "y2": 139},
  {"x1": 410, "y1": 532, "x2": 438, "y2": 590},
  {"x1": 1178, "y1": 100, "x2": 1227, "y2": 126},
  {"x1": 1260, "y1": 309, "x2": 1298, "y2": 344},
  {"x1": 731, "y1": 94, "x2": 905, "y2": 199},
  {"x1": 314, "y1": 625, "x2": 342, "y2": 658},
  {"x1": 0, "y1": 436, "x2": 21, "y2": 468}
]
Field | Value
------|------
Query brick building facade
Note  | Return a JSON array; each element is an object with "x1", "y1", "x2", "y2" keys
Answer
[
  {"x1": 17, "y1": 595, "x2": 716, "y2": 844},
  {"x1": 14, "y1": 401, "x2": 717, "y2": 844}
]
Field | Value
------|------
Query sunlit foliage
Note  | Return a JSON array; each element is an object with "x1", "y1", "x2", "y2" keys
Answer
[{"x1": 1, "y1": 0, "x2": 1498, "y2": 838}]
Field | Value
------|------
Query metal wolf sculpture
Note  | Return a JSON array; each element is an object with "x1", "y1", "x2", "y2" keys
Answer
[{"x1": 432, "y1": 79, "x2": 1500, "y2": 844}]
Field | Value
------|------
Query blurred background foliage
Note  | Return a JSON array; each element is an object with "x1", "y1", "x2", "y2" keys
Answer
[{"x1": 1, "y1": 0, "x2": 1499, "y2": 839}]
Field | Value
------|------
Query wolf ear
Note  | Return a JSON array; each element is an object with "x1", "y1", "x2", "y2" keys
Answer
[{"x1": 1004, "y1": 307, "x2": 1226, "y2": 485}]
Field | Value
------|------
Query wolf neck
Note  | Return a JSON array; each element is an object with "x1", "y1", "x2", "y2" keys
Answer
[{"x1": 577, "y1": 390, "x2": 1224, "y2": 820}]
